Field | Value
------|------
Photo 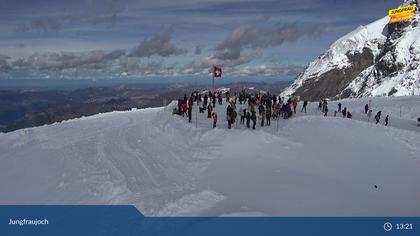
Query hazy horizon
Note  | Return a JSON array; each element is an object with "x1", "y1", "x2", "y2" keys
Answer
[{"x1": 0, "y1": 0, "x2": 400, "y2": 83}]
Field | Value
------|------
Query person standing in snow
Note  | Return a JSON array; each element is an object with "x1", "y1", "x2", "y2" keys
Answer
[
  {"x1": 266, "y1": 107, "x2": 271, "y2": 126},
  {"x1": 197, "y1": 96, "x2": 202, "y2": 113},
  {"x1": 375, "y1": 111, "x2": 382, "y2": 124},
  {"x1": 338, "y1": 102, "x2": 342, "y2": 112},
  {"x1": 364, "y1": 104, "x2": 369, "y2": 114},
  {"x1": 243, "y1": 108, "x2": 247, "y2": 125},
  {"x1": 212, "y1": 112, "x2": 218, "y2": 128},
  {"x1": 188, "y1": 107, "x2": 192, "y2": 122},
  {"x1": 207, "y1": 104, "x2": 213, "y2": 118},
  {"x1": 347, "y1": 112, "x2": 352, "y2": 119},
  {"x1": 260, "y1": 108, "x2": 266, "y2": 127},
  {"x1": 367, "y1": 109, "x2": 372, "y2": 122},
  {"x1": 385, "y1": 115, "x2": 389, "y2": 126},
  {"x1": 246, "y1": 112, "x2": 251, "y2": 129},
  {"x1": 342, "y1": 107, "x2": 347, "y2": 118},
  {"x1": 292, "y1": 99, "x2": 298, "y2": 114},
  {"x1": 250, "y1": 102, "x2": 256, "y2": 115},
  {"x1": 301, "y1": 101, "x2": 308, "y2": 113},
  {"x1": 203, "y1": 94, "x2": 208, "y2": 108},
  {"x1": 231, "y1": 109, "x2": 237, "y2": 127},
  {"x1": 226, "y1": 105, "x2": 232, "y2": 121},
  {"x1": 181, "y1": 101, "x2": 188, "y2": 117},
  {"x1": 258, "y1": 104, "x2": 264, "y2": 116},
  {"x1": 251, "y1": 111, "x2": 257, "y2": 130},
  {"x1": 324, "y1": 105, "x2": 329, "y2": 117},
  {"x1": 417, "y1": 117, "x2": 420, "y2": 126},
  {"x1": 318, "y1": 101, "x2": 322, "y2": 111},
  {"x1": 227, "y1": 106, "x2": 233, "y2": 129},
  {"x1": 239, "y1": 107, "x2": 245, "y2": 125},
  {"x1": 188, "y1": 97, "x2": 193, "y2": 123},
  {"x1": 322, "y1": 99, "x2": 328, "y2": 113}
]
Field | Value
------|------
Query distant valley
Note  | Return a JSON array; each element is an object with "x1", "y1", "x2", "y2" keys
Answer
[{"x1": 0, "y1": 81, "x2": 290, "y2": 132}]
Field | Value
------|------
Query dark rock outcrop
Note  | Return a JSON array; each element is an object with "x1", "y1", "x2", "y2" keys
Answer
[{"x1": 293, "y1": 47, "x2": 374, "y2": 101}]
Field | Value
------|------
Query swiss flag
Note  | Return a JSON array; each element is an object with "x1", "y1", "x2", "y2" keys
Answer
[{"x1": 213, "y1": 66, "x2": 222, "y2": 78}]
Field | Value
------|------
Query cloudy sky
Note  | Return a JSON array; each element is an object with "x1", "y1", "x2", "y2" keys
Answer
[{"x1": 0, "y1": 0, "x2": 400, "y2": 79}]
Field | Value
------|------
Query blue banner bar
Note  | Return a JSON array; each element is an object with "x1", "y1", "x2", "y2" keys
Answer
[{"x1": 0, "y1": 206, "x2": 418, "y2": 236}]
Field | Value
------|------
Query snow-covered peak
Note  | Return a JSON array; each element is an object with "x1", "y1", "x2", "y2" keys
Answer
[
  {"x1": 310, "y1": 17, "x2": 388, "y2": 77},
  {"x1": 283, "y1": 7, "x2": 420, "y2": 100}
]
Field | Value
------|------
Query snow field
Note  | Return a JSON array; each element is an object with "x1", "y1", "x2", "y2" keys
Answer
[{"x1": 0, "y1": 96, "x2": 419, "y2": 216}]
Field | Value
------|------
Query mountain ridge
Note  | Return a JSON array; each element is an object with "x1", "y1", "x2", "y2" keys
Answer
[{"x1": 282, "y1": 3, "x2": 420, "y2": 101}]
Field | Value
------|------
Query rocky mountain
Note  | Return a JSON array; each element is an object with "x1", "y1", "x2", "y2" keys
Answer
[{"x1": 282, "y1": 2, "x2": 420, "y2": 101}]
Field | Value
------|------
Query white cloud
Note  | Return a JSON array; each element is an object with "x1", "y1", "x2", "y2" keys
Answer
[
  {"x1": 214, "y1": 22, "x2": 321, "y2": 60},
  {"x1": 229, "y1": 64, "x2": 305, "y2": 77},
  {"x1": 129, "y1": 28, "x2": 188, "y2": 58}
]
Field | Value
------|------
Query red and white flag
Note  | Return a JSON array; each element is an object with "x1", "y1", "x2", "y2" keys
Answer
[{"x1": 213, "y1": 66, "x2": 222, "y2": 78}]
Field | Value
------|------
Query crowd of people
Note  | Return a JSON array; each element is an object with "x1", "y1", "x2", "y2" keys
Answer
[
  {"x1": 174, "y1": 89, "x2": 397, "y2": 129},
  {"x1": 174, "y1": 90, "x2": 300, "y2": 129}
]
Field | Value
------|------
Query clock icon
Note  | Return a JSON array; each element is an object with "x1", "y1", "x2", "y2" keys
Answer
[{"x1": 384, "y1": 222, "x2": 393, "y2": 232}]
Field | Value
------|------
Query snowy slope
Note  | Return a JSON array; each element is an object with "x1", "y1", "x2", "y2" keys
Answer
[
  {"x1": 283, "y1": 4, "x2": 420, "y2": 100},
  {"x1": 0, "y1": 97, "x2": 420, "y2": 216}
]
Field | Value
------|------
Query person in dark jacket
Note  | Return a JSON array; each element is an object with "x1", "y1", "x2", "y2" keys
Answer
[
  {"x1": 385, "y1": 115, "x2": 389, "y2": 126},
  {"x1": 258, "y1": 104, "x2": 264, "y2": 116},
  {"x1": 324, "y1": 106, "x2": 328, "y2": 117},
  {"x1": 364, "y1": 104, "x2": 369, "y2": 114},
  {"x1": 301, "y1": 101, "x2": 308, "y2": 113},
  {"x1": 338, "y1": 103, "x2": 342, "y2": 112},
  {"x1": 342, "y1": 107, "x2": 347, "y2": 118},
  {"x1": 417, "y1": 117, "x2": 420, "y2": 126},
  {"x1": 231, "y1": 110, "x2": 237, "y2": 125},
  {"x1": 322, "y1": 99, "x2": 328, "y2": 113},
  {"x1": 347, "y1": 112, "x2": 352, "y2": 119},
  {"x1": 227, "y1": 105, "x2": 232, "y2": 129},
  {"x1": 266, "y1": 107, "x2": 271, "y2": 126},
  {"x1": 375, "y1": 111, "x2": 382, "y2": 124},
  {"x1": 240, "y1": 108, "x2": 246, "y2": 125},
  {"x1": 188, "y1": 97, "x2": 193, "y2": 123},
  {"x1": 251, "y1": 111, "x2": 257, "y2": 130},
  {"x1": 203, "y1": 94, "x2": 208, "y2": 107},
  {"x1": 188, "y1": 107, "x2": 192, "y2": 123},
  {"x1": 246, "y1": 112, "x2": 251, "y2": 128}
]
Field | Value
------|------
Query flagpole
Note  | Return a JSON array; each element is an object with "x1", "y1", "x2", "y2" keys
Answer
[{"x1": 212, "y1": 66, "x2": 215, "y2": 93}]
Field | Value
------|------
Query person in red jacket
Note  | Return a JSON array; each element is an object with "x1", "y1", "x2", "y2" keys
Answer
[{"x1": 181, "y1": 102, "x2": 187, "y2": 117}]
